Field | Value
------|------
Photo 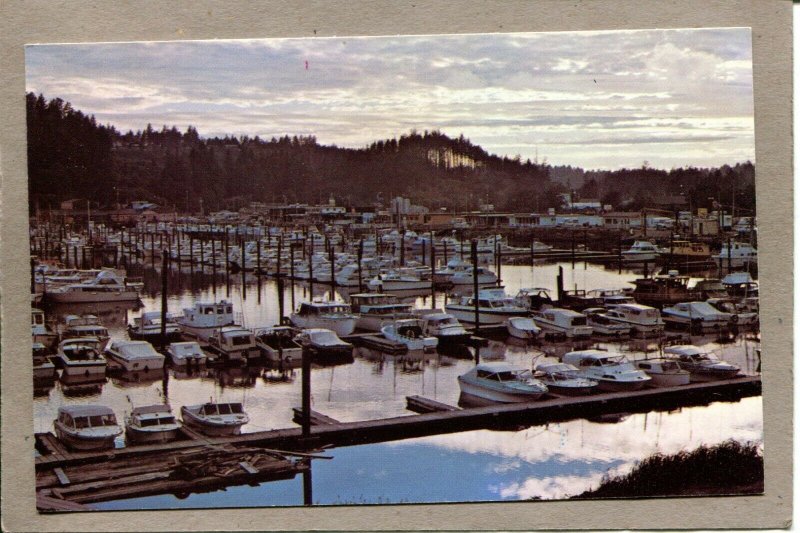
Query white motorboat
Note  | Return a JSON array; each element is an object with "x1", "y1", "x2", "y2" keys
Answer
[
  {"x1": 368, "y1": 270, "x2": 430, "y2": 291},
  {"x1": 706, "y1": 298, "x2": 759, "y2": 325},
  {"x1": 562, "y1": 350, "x2": 651, "y2": 391},
  {"x1": 290, "y1": 301, "x2": 357, "y2": 337},
  {"x1": 381, "y1": 319, "x2": 439, "y2": 353},
  {"x1": 31, "y1": 308, "x2": 58, "y2": 350},
  {"x1": 585, "y1": 288, "x2": 636, "y2": 307},
  {"x1": 448, "y1": 266, "x2": 498, "y2": 286},
  {"x1": 433, "y1": 258, "x2": 471, "y2": 285},
  {"x1": 166, "y1": 341, "x2": 206, "y2": 367},
  {"x1": 714, "y1": 241, "x2": 757, "y2": 269},
  {"x1": 125, "y1": 404, "x2": 180, "y2": 444},
  {"x1": 581, "y1": 308, "x2": 632, "y2": 337},
  {"x1": 530, "y1": 308, "x2": 593, "y2": 338},
  {"x1": 128, "y1": 311, "x2": 183, "y2": 342},
  {"x1": 663, "y1": 345, "x2": 741, "y2": 381},
  {"x1": 57, "y1": 337, "x2": 107, "y2": 377},
  {"x1": 54, "y1": 405, "x2": 122, "y2": 451},
  {"x1": 254, "y1": 325, "x2": 303, "y2": 363},
  {"x1": 603, "y1": 303, "x2": 664, "y2": 336},
  {"x1": 105, "y1": 340, "x2": 165, "y2": 372},
  {"x1": 176, "y1": 300, "x2": 237, "y2": 341},
  {"x1": 506, "y1": 317, "x2": 541, "y2": 339},
  {"x1": 419, "y1": 312, "x2": 471, "y2": 345},
  {"x1": 661, "y1": 301, "x2": 734, "y2": 330},
  {"x1": 634, "y1": 358, "x2": 691, "y2": 387},
  {"x1": 445, "y1": 288, "x2": 529, "y2": 325},
  {"x1": 350, "y1": 293, "x2": 416, "y2": 332},
  {"x1": 60, "y1": 314, "x2": 111, "y2": 350},
  {"x1": 180, "y1": 402, "x2": 249, "y2": 436},
  {"x1": 294, "y1": 328, "x2": 353, "y2": 356},
  {"x1": 32, "y1": 342, "x2": 56, "y2": 380},
  {"x1": 458, "y1": 362, "x2": 548, "y2": 403},
  {"x1": 207, "y1": 326, "x2": 261, "y2": 362},
  {"x1": 621, "y1": 240, "x2": 665, "y2": 262},
  {"x1": 46, "y1": 270, "x2": 140, "y2": 303},
  {"x1": 512, "y1": 287, "x2": 557, "y2": 311},
  {"x1": 533, "y1": 362, "x2": 598, "y2": 396}
]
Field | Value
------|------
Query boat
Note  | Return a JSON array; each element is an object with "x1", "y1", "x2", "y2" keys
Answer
[
  {"x1": 661, "y1": 240, "x2": 712, "y2": 264},
  {"x1": 533, "y1": 362, "x2": 598, "y2": 396},
  {"x1": 457, "y1": 362, "x2": 548, "y2": 403},
  {"x1": 663, "y1": 345, "x2": 741, "y2": 381},
  {"x1": 721, "y1": 272, "x2": 759, "y2": 298},
  {"x1": 621, "y1": 240, "x2": 665, "y2": 262},
  {"x1": 290, "y1": 300, "x2": 358, "y2": 337},
  {"x1": 585, "y1": 288, "x2": 636, "y2": 307},
  {"x1": 448, "y1": 266, "x2": 498, "y2": 286},
  {"x1": 32, "y1": 342, "x2": 56, "y2": 380},
  {"x1": 54, "y1": 405, "x2": 122, "y2": 451},
  {"x1": 60, "y1": 314, "x2": 111, "y2": 349},
  {"x1": 367, "y1": 270, "x2": 430, "y2": 291},
  {"x1": 558, "y1": 289, "x2": 605, "y2": 311},
  {"x1": 506, "y1": 317, "x2": 541, "y2": 339},
  {"x1": 125, "y1": 404, "x2": 181, "y2": 444},
  {"x1": 207, "y1": 326, "x2": 261, "y2": 363},
  {"x1": 634, "y1": 358, "x2": 691, "y2": 387},
  {"x1": 294, "y1": 328, "x2": 353, "y2": 356},
  {"x1": 57, "y1": 337, "x2": 107, "y2": 377},
  {"x1": 562, "y1": 350, "x2": 651, "y2": 391},
  {"x1": 714, "y1": 241, "x2": 757, "y2": 269},
  {"x1": 603, "y1": 303, "x2": 665, "y2": 336},
  {"x1": 706, "y1": 298, "x2": 759, "y2": 325},
  {"x1": 631, "y1": 271, "x2": 701, "y2": 308},
  {"x1": 46, "y1": 270, "x2": 140, "y2": 303},
  {"x1": 176, "y1": 300, "x2": 237, "y2": 341},
  {"x1": 661, "y1": 301, "x2": 734, "y2": 330},
  {"x1": 419, "y1": 312, "x2": 471, "y2": 345},
  {"x1": 445, "y1": 288, "x2": 529, "y2": 325},
  {"x1": 105, "y1": 340, "x2": 166, "y2": 371},
  {"x1": 128, "y1": 310, "x2": 183, "y2": 342},
  {"x1": 512, "y1": 287, "x2": 556, "y2": 311},
  {"x1": 530, "y1": 308, "x2": 593, "y2": 338},
  {"x1": 581, "y1": 308, "x2": 632, "y2": 336},
  {"x1": 166, "y1": 341, "x2": 207, "y2": 367},
  {"x1": 381, "y1": 319, "x2": 439, "y2": 353},
  {"x1": 31, "y1": 308, "x2": 58, "y2": 350},
  {"x1": 690, "y1": 278, "x2": 729, "y2": 300},
  {"x1": 180, "y1": 402, "x2": 249, "y2": 436},
  {"x1": 254, "y1": 325, "x2": 303, "y2": 363},
  {"x1": 349, "y1": 293, "x2": 416, "y2": 332}
]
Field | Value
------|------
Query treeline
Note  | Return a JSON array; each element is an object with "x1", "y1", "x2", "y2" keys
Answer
[{"x1": 26, "y1": 92, "x2": 756, "y2": 215}]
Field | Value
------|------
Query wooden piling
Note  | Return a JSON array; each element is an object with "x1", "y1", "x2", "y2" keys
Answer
[
  {"x1": 160, "y1": 252, "x2": 168, "y2": 348},
  {"x1": 471, "y1": 240, "x2": 479, "y2": 335}
]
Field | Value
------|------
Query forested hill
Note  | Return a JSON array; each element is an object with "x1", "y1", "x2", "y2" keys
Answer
[{"x1": 26, "y1": 92, "x2": 756, "y2": 215}]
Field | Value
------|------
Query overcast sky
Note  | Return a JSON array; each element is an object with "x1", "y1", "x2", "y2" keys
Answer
[{"x1": 26, "y1": 28, "x2": 754, "y2": 170}]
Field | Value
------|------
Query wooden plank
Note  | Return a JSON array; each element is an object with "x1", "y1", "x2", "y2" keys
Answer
[
  {"x1": 239, "y1": 461, "x2": 258, "y2": 474},
  {"x1": 36, "y1": 494, "x2": 92, "y2": 512},
  {"x1": 291, "y1": 408, "x2": 341, "y2": 426},
  {"x1": 406, "y1": 395, "x2": 459, "y2": 413},
  {"x1": 53, "y1": 467, "x2": 70, "y2": 486}
]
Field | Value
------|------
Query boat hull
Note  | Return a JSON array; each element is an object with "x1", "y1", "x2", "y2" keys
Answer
[
  {"x1": 644, "y1": 372, "x2": 691, "y2": 387},
  {"x1": 594, "y1": 379, "x2": 648, "y2": 392},
  {"x1": 60, "y1": 359, "x2": 107, "y2": 377},
  {"x1": 125, "y1": 426, "x2": 179, "y2": 444},
  {"x1": 445, "y1": 306, "x2": 528, "y2": 325},
  {"x1": 457, "y1": 376, "x2": 545, "y2": 403},
  {"x1": 47, "y1": 290, "x2": 140, "y2": 303},
  {"x1": 55, "y1": 427, "x2": 118, "y2": 451},
  {"x1": 542, "y1": 383, "x2": 595, "y2": 396},
  {"x1": 181, "y1": 413, "x2": 245, "y2": 436},
  {"x1": 290, "y1": 316, "x2": 356, "y2": 337},
  {"x1": 106, "y1": 352, "x2": 165, "y2": 372}
]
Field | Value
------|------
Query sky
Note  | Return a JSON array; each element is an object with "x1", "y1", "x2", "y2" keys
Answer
[{"x1": 25, "y1": 28, "x2": 755, "y2": 170}]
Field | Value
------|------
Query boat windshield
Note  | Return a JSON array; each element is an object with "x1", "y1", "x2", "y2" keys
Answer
[
  {"x1": 230, "y1": 335, "x2": 252, "y2": 346},
  {"x1": 75, "y1": 414, "x2": 116, "y2": 428},
  {"x1": 660, "y1": 361, "x2": 681, "y2": 371}
]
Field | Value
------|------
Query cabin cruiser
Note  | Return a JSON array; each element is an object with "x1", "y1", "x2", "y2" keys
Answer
[
  {"x1": 177, "y1": 300, "x2": 237, "y2": 341},
  {"x1": 290, "y1": 301, "x2": 357, "y2": 337},
  {"x1": 458, "y1": 362, "x2": 548, "y2": 403},
  {"x1": 721, "y1": 272, "x2": 759, "y2": 298},
  {"x1": 433, "y1": 258, "x2": 471, "y2": 285},
  {"x1": 603, "y1": 303, "x2": 665, "y2": 336},
  {"x1": 445, "y1": 288, "x2": 529, "y2": 325},
  {"x1": 690, "y1": 279, "x2": 729, "y2": 300},
  {"x1": 448, "y1": 266, "x2": 498, "y2": 286},
  {"x1": 663, "y1": 345, "x2": 741, "y2": 381},
  {"x1": 60, "y1": 314, "x2": 111, "y2": 349},
  {"x1": 350, "y1": 293, "x2": 416, "y2": 332},
  {"x1": 632, "y1": 271, "x2": 701, "y2": 307},
  {"x1": 513, "y1": 287, "x2": 556, "y2": 311},
  {"x1": 368, "y1": 270, "x2": 430, "y2": 292},
  {"x1": 714, "y1": 241, "x2": 757, "y2": 269},
  {"x1": 506, "y1": 317, "x2": 541, "y2": 339},
  {"x1": 128, "y1": 310, "x2": 182, "y2": 343},
  {"x1": 706, "y1": 298, "x2": 758, "y2": 325},
  {"x1": 31, "y1": 308, "x2": 58, "y2": 350},
  {"x1": 294, "y1": 328, "x2": 353, "y2": 356},
  {"x1": 530, "y1": 308, "x2": 592, "y2": 338},
  {"x1": 32, "y1": 342, "x2": 56, "y2": 380},
  {"x1": 181, "y1": 402, "x2": 249, "y2": 436},
  {"x1": 381, "y1": 319, "x2": 439, "y2": 353},
  {"x1": 661, "y1": 301, "x2": 734, "y2": 330},
  {"x1": 581, "y1": 308, "x2": 632, "y2": 337},
  {"x1": 46, "y1": 270, "x2": 140, "y2": 303},
  {"x1": 562, "y1": 350, "x2": 651, "y2": 392},
  {"x1": 57, "y1": 337, "x2": 107, "y2": 377},
  {"x1": 254, "y1": 325, "x2": 303, "y2": 363},
  {"x1": 166, "y1": 341, "x2": 207, "y2": 367},
  {"x1": 621, "y1": 240, "x2": 665, "y2": 262},
  {"x1": 533, "y1": 362, "x2": 598, "y2": 396},
  {"x1": 558, "y1": 289, "x2": 605, "y2": 311},
  {"x1": 207, "y1": 326, "x2": 260, "y2": 363},
  {"x1": 419, "y1": 312, "x2": 471, "y2": 345},
  {"x1": 585, "y1": 288, "x2": 636, "y2": 307},
  {"x1": 54, "y1": 405, "x2": 122, "y2": 451},
  {"x1": 634, "y1": 358, "x2": 691, "y2": 387},
  {"x1": 125, "y1": 404, "x2": 180, "y2": 444},
  {"x1": 105, "y1": 340, "x2": 166, "y2": 371}
]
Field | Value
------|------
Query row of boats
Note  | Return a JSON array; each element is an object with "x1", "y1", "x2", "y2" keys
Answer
[{"x1": 622, "y1": 239, "x2": 757, "y2": 268}]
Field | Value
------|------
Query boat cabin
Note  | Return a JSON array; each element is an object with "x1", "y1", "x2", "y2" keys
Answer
[
  {"x1": 57, "y1": 405, "x2": 118, "y2": 430},
  {"x1": 198, "y1": 402, "x2": 245, "y2": 416},
  {"x1": 296, "y1": 301, "x2": 353, "y2": 316}
]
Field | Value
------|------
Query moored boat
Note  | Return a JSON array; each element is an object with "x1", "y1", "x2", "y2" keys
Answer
[
  {"x1": 419, "y1": 312, "x2": 471, "y2": 345},
  {"x1": 180, "y1": 402, "x2": 249, "y2": 436},
  {"x1": 562, "y1": 350, "x2": 651, "y2": 391},
  {"x1": 105, "y1": 340, "x2": 165, "y2": 372},
  {"x1": 634, "y1": 358, "x2": 691, "y2": 387},
  {"x1": 166, "y1": 341, "x2": 206, "y2": 367},
  {"x1": 290, "y1": 300, "x2": 357, "y2": 337},
  {"x1": 506, "y1": 317, "x2": 541, "y2": 339},
  {"x1": 128, "y1": 311, "x2": 183, "y2": 342},
  {"x1": 125, "y1": 404, "x2": 180, "y2": 444},
  {"x1": 663, "y1": 345, "x2": 741, "y2": 381},
  {"x1": 530, "y1": 308, "x2": 593, "y2": 338},
  {"x1": 458, "y1": 362, "x2": 548, "y2": 403},
  {"x1": 176, "y1": 300, "x2": 237, "y2": 341},
  {"x1": 294, "y1": 328, "x2": 353, "y2": 356},
  {"x1": 57, "y1": 337, "x2": 107, "y2": 377},
  {"x1": 54, "y1": 405, "x2": 122, "y2": 451},
  {"x1": 254, "y1": 325, "x2": 303, "y2": 363},
  {"x1": 533, "y1": 362, "x2": 598, "y2": 395},
  {"x1": 381, "y1": 319, "x2": 439, "y2": 353}
]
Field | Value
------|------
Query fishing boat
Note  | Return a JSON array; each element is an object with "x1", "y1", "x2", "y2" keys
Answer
[
  {"x1": 457, "y1": 362, "x2": 548, "y2": 403},
  {"x1": 60, "y1": 314, "x2": 111, "y2": 349},
  {"x1": 634, "y1": 358, "x2": 691, "y2": 387},
  {"x1": 128, "y1": 310, "x2": 183, "y2": 342},
  {"x1": 506, "y1": 317, "x2": 541, "y2": 339},
  {"x1": 57, "y1": 337, "x2": 107, "y2": 377},
  {"x1": 661, "y1": 301, "x2": 735, "y2": 330},
  {"x1": 381, "y1": 319, "x2": 439, "y2": 353},
  {"x1": 176, "y1": 300, "x2": 237, "y2": 341},
  {"x1": 419, "y1": 312, "x2": 471, "y2": 345},
  {"x1": 663, "y1": 345, "x2": 741, "y2": 381},
  {"x1": 713, "y1": 241, "x2": 757, "y2": 269},
  {"x1": 54, "y1": 405, "x2": 122, "y2": 451},
  {"x1": 180, "y1": 402, "x2": 249, "y2": 436},
  {"x1": 533, "y1": 362, "x2": 598, "y2": 396},
  {"x1": 290, "y1": 301, "x2": 357, "y2": 337},
  {"x1": 349, "y1": 293, "x2": 416, "y2": 332},
  {"x1": 621, "y1": 240, "x2": 664, "y2": 262},
  {"x1": 445, "y1": 288, "x2": 529, "y2": 325},
  {"x1": 530, "y1": 308, "x2": 593, "y2": 338},
  {"x1": 46, "y1": 270, "x2": 140, "y2": 303},
  {"x1": 166, "y1": 341, "x2": 206, "y2": 367},
  {"x1": 125, "y1": 404, "x2": 181, "y2": 444},
  {"x1": 31, "y1": 308, "x2": 58, "y2": 350},
  {"x1": 581, "y1": 308, "x2": 632, "y2": 337},
  {"x1": 294, "y1": 328, "x2": 353, "y2": 356},
  {"x1": 562, "y1": 350, "x2": 651, "y2": 391},
  {"x1": 603, "y1": 303, "x2": 665, "y2": 336},
  {"x1": 631, "y1": 271, "x2": 701, "y2": 308},
  {"x1": 254, "y1": 325, "x2": 303, "y2": 363},
  {"x1": 105, "y1": 340, "x2": 165, "y2": 371},
  {"x1": 207, "y1": 326, "x2": 261, "y2": 363}
]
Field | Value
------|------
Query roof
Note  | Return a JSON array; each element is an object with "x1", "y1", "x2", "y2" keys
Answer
[
  {"x1": 663, "y1": 345, "x2": 704, "y2": 356},
  {"x1": 535, "y1": 362, "x2": 575, "y2": 372},
  {"x1": 563, "y1": 349, "x2": 614, "y2": 360},
  {"x1": 58, "y1": 404, "x2": 115, "y2": 417},
  {"x1": 615, "y1": 303, "x2": 657, "y2": 311},
  {"x1": 475, "y1": 362, "x2": 526, "y2": 373},
  {"x1": 131, "y1": 404, "x2": 172, "y2": 416}
]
